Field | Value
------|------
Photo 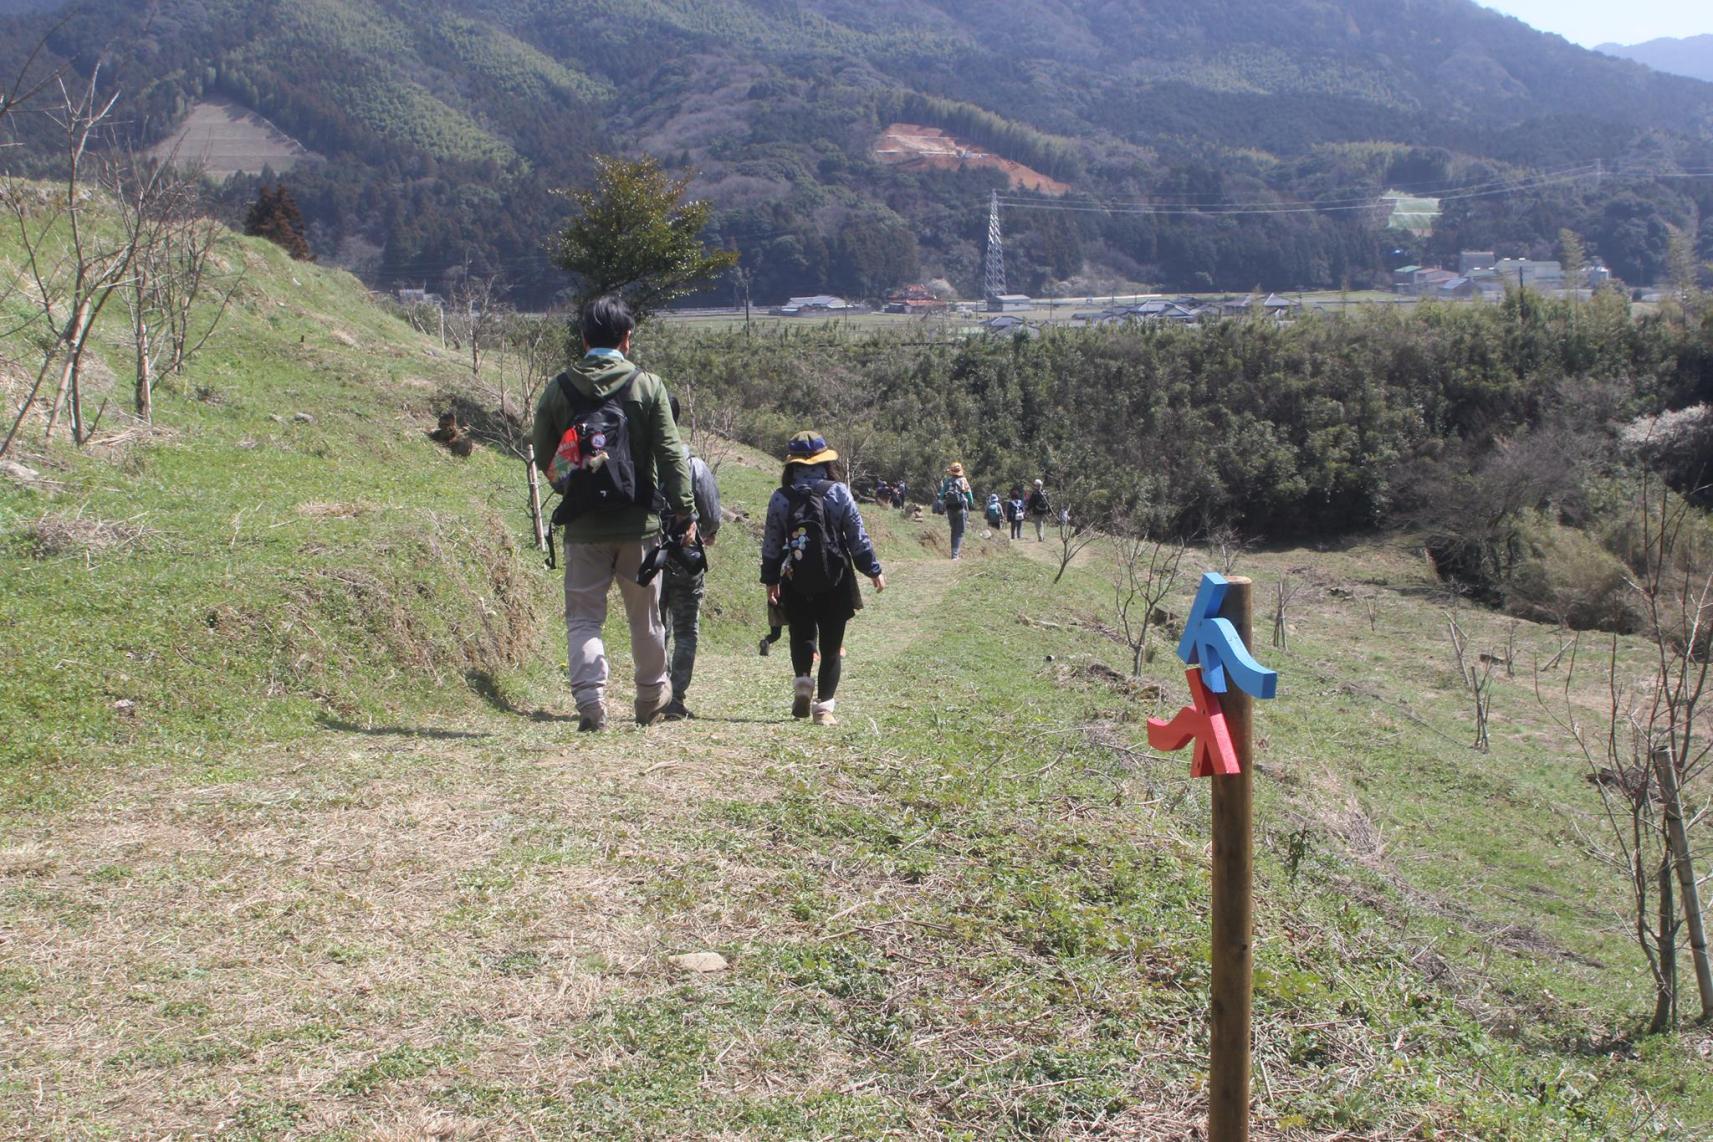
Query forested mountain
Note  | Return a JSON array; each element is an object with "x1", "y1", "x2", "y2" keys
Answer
[
  {"x1": 1596, "y1": 35, "x2": 1713, "y2": 84},
  {"x1": 3, "y1": 0, "x2": 1711, "y2": 303}
]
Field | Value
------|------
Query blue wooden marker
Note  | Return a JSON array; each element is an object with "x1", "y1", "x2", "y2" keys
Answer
[{"x1": 1177, "y1": 572, "x2": 1279, "y2": 700}]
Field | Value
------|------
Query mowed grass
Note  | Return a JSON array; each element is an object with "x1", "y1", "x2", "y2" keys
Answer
[{"x1": 3, "y1": 228, "x2": 1712, "y2": 1137}]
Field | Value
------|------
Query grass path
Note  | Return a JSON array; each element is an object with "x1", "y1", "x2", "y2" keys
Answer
[{"x1": 1, "y1": 541, "x2": 987, "y2": 1137}]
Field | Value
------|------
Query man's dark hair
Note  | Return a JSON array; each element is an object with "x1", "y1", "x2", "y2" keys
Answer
[
  {"x1": 580, "y1": 294, "x2": 635, "y2": 349},
  {"x1": 669, "y1": 394, "x2": 681, "y2": 422}
]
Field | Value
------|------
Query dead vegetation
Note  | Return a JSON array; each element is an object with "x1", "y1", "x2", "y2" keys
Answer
[{"x1": 21, "y1": 509, "x2": 154, "y2": 560}]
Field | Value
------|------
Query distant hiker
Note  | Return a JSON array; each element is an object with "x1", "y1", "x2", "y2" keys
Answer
[
  {"x1": 1006, "y1": 485, "x2": 1026, "y2": 540},
  {"x1": 532, "y1": 294, "x2": 695, "y2": 732},
  {"x1": 893, "y1": 480, "x2": 907, "y2": 509},
  {"x1": 657, "y1": 394, "x2": 721, "y2": 720},
  {"x1": 984, "y1": 492, "x2": 1004, "y2": 528},
  {"x1": 1026, "y1": 478, "x2": 1051, "y2": 541},
  {"x1": 874, "y1": 478, "x2": 891, "y2": 505},
  {"x1": 761, "y1": 431, "x2": 885, "y2": 726},
  {"x1": 939, "y1": 462, "x2": 974, "y2": 559}
]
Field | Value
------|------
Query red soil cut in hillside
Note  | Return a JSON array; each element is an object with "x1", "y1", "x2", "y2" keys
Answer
[{"x1": 872, "y1": 123, "x2": 1070, "y2": 195}]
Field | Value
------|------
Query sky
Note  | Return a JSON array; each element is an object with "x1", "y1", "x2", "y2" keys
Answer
[{"x1": 1478, "y1": 0, "x2": 1709, "y2": 48}]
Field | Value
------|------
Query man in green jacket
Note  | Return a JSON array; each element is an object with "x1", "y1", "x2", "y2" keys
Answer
[{"x1": 532, "y1": 295, "x2": 696, "y2": 731}]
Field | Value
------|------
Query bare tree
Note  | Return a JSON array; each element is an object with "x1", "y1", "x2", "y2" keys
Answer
[
  {"x1": 477, "y1": 311, "x2": 568, "y2": 553},
  {"x1": 2, "y1": 69, "x2": 162, "y2": 453},
  {"x1": 1625, "y1": 474, "x2": 1713, "y2": 1019},
  {"x1": 1535, "y1": 473, "x2": 1713, "y2": 1030},
  {"x1": 1272, "y1": 574, "x2": 1303, "y2": 649},
  {"x1": 1206, "y1": 523, "x2": 1248, "y2": 575},
  {"x1": 1541, "y1": 636, "x2": 1684, "y2": 1033},
  {"x1": 119, "y1": 151, "x2": 240, "y2": 421},
  {"x1": 1445, "y1": 609, "x2": 1494, "y2": 752},
  {"x1": 677, "y1": 386, "x2": 740, "y2": 475},
  {"x1": 1110, "y1": 518, "x2": 1188, "y2": 676},
  {"x1": 446, "y1": 272, "x2": 506, "y2": 382}
]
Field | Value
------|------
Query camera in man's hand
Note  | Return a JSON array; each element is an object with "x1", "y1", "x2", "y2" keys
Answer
[{"x1": 636, "y1": 517, "x2": 707, "y2": 586}]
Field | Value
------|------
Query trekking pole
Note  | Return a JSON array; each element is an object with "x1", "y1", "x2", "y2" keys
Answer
[{"x1": 1209, "y1": 576, "x2": 1254, "y2": 1142}]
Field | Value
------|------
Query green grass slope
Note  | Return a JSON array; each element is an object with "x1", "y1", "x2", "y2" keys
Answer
[
  {"x1": 0, "y1": 228, "x2": 545, "y2": 800},
  {"x1": 3, "y1": 235, "x2": 1712, "y2": 1136}
]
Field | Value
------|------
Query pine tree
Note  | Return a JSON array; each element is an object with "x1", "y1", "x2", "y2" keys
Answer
[{"x1": 551, "y1": 156, "x2": 737, "y2": 320}]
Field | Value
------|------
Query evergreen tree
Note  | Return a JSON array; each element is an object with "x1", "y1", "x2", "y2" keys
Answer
[
  {"x1": 244, "y1": 184, "x2": 314, "y2": 262},
  {"x1": 551, "y1": 156, "x2": 737, "y2": 320}
]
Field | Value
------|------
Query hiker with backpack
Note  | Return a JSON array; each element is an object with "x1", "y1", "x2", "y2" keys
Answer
[
  {"x1": 939, "y1": 462, "x2": 974, "y2": 559},
  {"x1": 760, "y1": 431, "x2": 885, "y2": 726},
  {"x1": 1006, "y1": 485, "x2": 1026, "y2": 540},
  {"x1": 655, "y1": 395, "x2": 721, "y2": 720},
  {"x1": 984, "y1": 492, "x2": 1004, "y2": 529},
  {"x1": 1026, "y1": 478, "x2": 1051, "y2": 541},
  {"x1": 532, "y1": 295, "x2": 695, "y2": 732}
]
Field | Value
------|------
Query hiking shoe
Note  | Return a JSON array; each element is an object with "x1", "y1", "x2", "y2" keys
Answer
[
  {"x1": 758, "y1": 636, "x2": 771, "y2": 657},
  {"x1": 634, "y1": 690, "x2": 672, "y2": 725},
  {"x1": 661, "y1": 698, "x2": 693, "y2": 721},
  {"x1": 792, "y1": 675, "x2": 814, "y2": 719},
  {"x1": 812, "y1": 699, "x2": 838, "y2": 726},
  {"x1": 576, "y1": 706, "x2": 607, "y2": 733}
]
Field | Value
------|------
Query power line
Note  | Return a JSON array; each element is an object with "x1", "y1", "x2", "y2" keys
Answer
[{"x1": 991, "y1": 166, "x2": 1605, "y2": 218}]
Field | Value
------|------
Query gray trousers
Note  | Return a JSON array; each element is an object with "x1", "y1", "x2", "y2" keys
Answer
[
  {"x1": 564, "y1": 539, "x2": 669, "y2": 718},
  {"x1": 658, "y1": 563, "x2": 706, "y2": 700}
]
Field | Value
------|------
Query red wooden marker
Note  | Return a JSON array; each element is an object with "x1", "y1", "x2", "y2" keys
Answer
[{"x1": 1147, "y1": 665, "x2": 1241, "y2": 778}]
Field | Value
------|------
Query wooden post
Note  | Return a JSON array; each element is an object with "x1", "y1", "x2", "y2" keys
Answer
[
  {"x1": 524, "y1": 447, "x2": 548, "y2": 551},
  {"x1": 1210, "y1": 576, "x2": 1254, "y2": 1142}
]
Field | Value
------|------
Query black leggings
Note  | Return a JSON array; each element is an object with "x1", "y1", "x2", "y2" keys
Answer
[{"x1": 785, "y1": 591, "x2": 849, "y2": 700}]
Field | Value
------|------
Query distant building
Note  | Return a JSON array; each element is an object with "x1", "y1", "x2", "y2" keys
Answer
[
  {"x1": 982, "y1": 314, "x2": 1039, "y2": 336},
  {"x1": 1392, "y1": 267, "x2": 1458, "y2": 296},
  {"x1": 775, "y1": 294, "x2": 856, "y2": 316},
  {"x1": 1438, "y1": 276, "x2": 1476, "y2": 299},
  {"x1": 987, "y1": 293, "x2": 1033, "y2": 312},
  {"x1": 1492, "y1": 259, "x2": 1563, "y2": 290},
  {"x1": 884, "y1": 284, "x2": 948, "y2": 314},
  {"x1": 1458, "y1": 250, "x2": 1496, "y2": 274}
]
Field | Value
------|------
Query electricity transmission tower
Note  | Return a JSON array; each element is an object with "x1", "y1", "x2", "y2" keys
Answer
[{"x1": 985, "y1": 189, "x2": 1006, "y2": 305}]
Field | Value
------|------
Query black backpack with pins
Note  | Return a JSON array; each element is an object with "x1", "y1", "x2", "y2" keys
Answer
[
  {"x1": 547, "y1": 367, "x2": 653, "y2": 526},
  {"x1": 780, "y1": 480, "x2": 847, "y2": 596}
]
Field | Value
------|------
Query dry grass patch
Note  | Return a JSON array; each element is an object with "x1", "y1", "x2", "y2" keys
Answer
[{"x1": 20, "y1": 510, "x2": 155, "y2": 560}]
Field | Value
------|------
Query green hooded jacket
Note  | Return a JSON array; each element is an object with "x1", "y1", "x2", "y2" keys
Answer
[{"x1": 531, "y1": 353, "x2": 694, "y2": 543}]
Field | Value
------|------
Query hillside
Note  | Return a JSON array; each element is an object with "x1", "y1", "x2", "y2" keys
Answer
[
  {"x1": 3, "y1": 0, "x2": 1712, "y2": 301},
  {"x1": 5, "y1": 208, "x2": 1713, "y2": 1134},
  {"x1": 1597, "y1": 34, "x2": 1713, "y2": 84}
]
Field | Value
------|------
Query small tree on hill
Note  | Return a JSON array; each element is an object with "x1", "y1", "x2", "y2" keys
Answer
[
  {"x1": 551, "y1": 155, "x2": 737, "y2": 321},
  {"x1": 244, "y1": 184, "x2": 313, "y2": 261}
]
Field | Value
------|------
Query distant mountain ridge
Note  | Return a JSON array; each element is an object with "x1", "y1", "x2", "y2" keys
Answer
[
  {"x1": 1595, "y1": 34, "x2": 1713, "y2": 83},
  {"x1": 4, "y1": 0, "x2": 1711, "y2": 300}
]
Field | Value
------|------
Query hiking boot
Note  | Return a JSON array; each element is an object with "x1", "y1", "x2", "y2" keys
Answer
[
  {"x1": 792, "y1": 675, "x2": 814, "y2": 719},
  {"x1": 634, "y1": 689, "x2": 672, "y2": 726},
  {"x1": 812, "y1": 699, "x2": 838, "y2": 726},
  {"x1": 576, "y1": 705, "x2": 607, "y2": 733},
  {"x1": 757, "y1": 636, "x2": 771, "y2": 657},
  {"x1": 661, "y1": 698, "x2": 693, "y2": 721}
]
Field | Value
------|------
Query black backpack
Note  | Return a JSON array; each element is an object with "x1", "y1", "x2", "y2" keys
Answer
[
  {"x1": 548, "y1": 367, "x2": 653, "y2": 525},
  {"x1": 780, "y1": 480, "x2": 847, "y2": 595}
]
